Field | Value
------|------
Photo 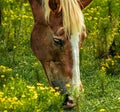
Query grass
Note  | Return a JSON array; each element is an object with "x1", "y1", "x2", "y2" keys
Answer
[
  {"x1": 0, "y1": 43, "x2": 120, "y2": 112},
  {"x1": 0, "y1": 0, "x2": 120, "y2": 111}
]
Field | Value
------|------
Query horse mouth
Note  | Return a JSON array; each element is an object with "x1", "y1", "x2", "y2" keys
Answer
[{"x1": 62, "y1": 94, "x2": 76, "y2": 109}]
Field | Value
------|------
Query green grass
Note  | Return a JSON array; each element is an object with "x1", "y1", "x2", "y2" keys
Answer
[
  {"x1": 0, "y1": 0, "x2": 120, "y2": 111},
  {"x1": 0, "y1": 43, "x2": 120, "y2": 112}
]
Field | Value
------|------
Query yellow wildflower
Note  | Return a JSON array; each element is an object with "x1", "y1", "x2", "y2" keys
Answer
[
  {"x1": 7, "y1": 68, "x2": 12, "y2": 72},
  {"x1": 107, "y1": 58, "x2": 112, "y2": 62},
  {"x1": 16, "y1": 73, "x2": 19, "y2": 77},
  {"x1": 66, "y1": 84, "x2": 71, "y2": 88},
  {"x1": 27, "y1": 86, "x2": 35, "y2": 91},
  {"x1": 33, "y1": 92, "x2": 38, "y2": 99},
  {"x1": 34, "y1": 62, "x2": 39, "y2": 66},
  {"x1": 94, "y1": 17, "x2": 98, "y2": 20},
  {"x1": 117, "y1": 55, "x2": 120, "y2": 58},
  {"x1": 118, "y1": 97, "x2": 120, "y2": 100},
  {"x1": 37, "y1": 83, "x2": 43, "y2": 86},
  {"x1": 3, "y1": 84, "x2": 6, "y2": 88},
  {"x1": 10, "y1": 77, "x2": 14, "y2": 80},
  {"x1": 13, "y1": 97, "x2": 18, "y2": 101},
  {"x1": 44, "y1": 86, "x2": 49, "y2": 90},
  {"x1": 22, "y1": 15, "x2": 28, "y2": 19},
  {"x1": 55, "y1": 87, "x2": 59, "y2": 90},
  {"x1": 37, "y1": 86, "x2": 45, "y2": 90},
  {"x1": 10, "y1": 10, "x2": 14, "y2": 14},
  {"x1": 11, "y1": 87, "x2": 14, "y2": 90},
  {"x1": 55, "y1": 91, "x2": 60, "y2": 96},
  {"x1": 101, "y1": 66, "x2": 106, "y2": 72},
  {"x1": 21, "y1": 94, "x2": 26, "y2": 98},
  {"x1": 105, "y1": 63, "x2": 109, "y2": 68},
  {"x1": 0, "y1": 91, "x2": 4, "y2": 97},
  {"x1": 50, "y1": 87, "x2": 55, "y2": 92},
  {"x1": 1, "y1": 75, "x2": 5, "y2": 78},
  {"x1": 3, "y1": 110, "x2": 8, "y2": 112},
  {"x1": 23, "y1": 3, "x2": 29, "y2": 7},
  {"x1": 13, "y1": 46, "x2": 16, "y2": 49},
  {"x1": 111, "y1": 60, "x2": 115, "y2": 65},
  {"x1": 99, "y1": 109, "x2": 106, "y2": 112}
]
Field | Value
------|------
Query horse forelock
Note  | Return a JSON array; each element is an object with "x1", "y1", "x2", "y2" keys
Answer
[
  {"x1": 43, "y1": 0, "x2": 84, "y2": 38},
  {"x1": 42, "y1": 0, "x2": 50, "y2": 21}
]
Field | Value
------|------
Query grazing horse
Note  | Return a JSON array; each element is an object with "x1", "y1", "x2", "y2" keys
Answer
[{"x1": 29, "y1": 0, "x2": 92, "y2": 109}]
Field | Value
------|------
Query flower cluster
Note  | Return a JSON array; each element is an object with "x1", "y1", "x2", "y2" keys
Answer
[
  {"x1": 0, "y1": 63, "x2": 61, "y2": 111},
  {"x1": 0, "y1": 81, "x2": 61, "y2": 111},
  {"x1": 0, "y1": 65, "x2": 12, "y2": 73},
  {"x1": 100, "y1": 55, "x2": 120, "y2": 75},
  {"x1": 0, "y1": 65, "x2": 13, "y2": 85}
]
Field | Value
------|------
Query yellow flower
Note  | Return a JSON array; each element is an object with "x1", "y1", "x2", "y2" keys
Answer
[
  {"x1": 55, "y1": 91, "x2": 60, "y2": 96},
  {"x1": 3, "y1": 84, "x2": 6, "y2": 88},
  {"x1": 100, "y1": 62, "x2": 105, "y2": 66},
  {"x1": 37, "y1": 83, "x2": 43, "y2": 86},
  {"x1": 13, "y1": 97, "x2": 18, "y2": 101},
  {"x1": 23, "y1": 3, "x2": 29, "y2": 7},
  {"x1": 27, "y1": 86, "x2": 35, "y2": 91},
  {"x1": 11, "y1": 87, "x2": 14, "y2": 90},
  {"x1": 118, "y1": 97, "x2": 120, "y2": 100},
  {"x1": 117, "y1": 55, "x2": 120, "y2": 58},
  {"x1": 13, "y1": 46, "x2": 16, "y2": 49},
  {"x1": 3, "y1": 110, "x2": 8, "y2": 112},
  {"x1": 10, "y1": 77, "x2": 14, "y2": 80},
  {"x1": 37, "y1": 86, "x2": 47, "y2": 90},
  {"x1": 55, "y1": 87, "x2": 59, "y2": 90},
  {"x1": 107, "y1": 58, "x2": 112, "y2": 62},
  {"x1": 99, "y1": 109, "x2": 106, "y2": 112},
  {"x1": 111, "y1": 60, "x2": 115, "y2": 65},
  {"x1": 105, "y1": 63, "x2": 109, "y2": 68},
  {"x1": 50, "y1": 87, "x2": 55, "y2": 92},
  {"x1": 1, "y1": 75, "x2": 5, "y2": 78},
  {"x1": 33, "y1": 92, "x2": 38, "y2": 99},
  {"x1": 101, "y1": 66, "x2": 106, "y2": 72},
  {"x1": 7, "y1": 68, "x2": 12, "y2": 72},
  {"x1": 22, "y1": 15, "x2": 28, "y2": 19},
  {"x1": 10, "y1": 10, "x2": 14, "y2": 14},
  {"x1": 16, "y1": 73, "x2": 19, "y2": 77},
  {"x1": 94, "y1": 17, "x2": 98, "y2": 20},
  {"x1": 21, "y1": 94, "x2": 26, "y2": 98},
  {"x1": 44, "y1": 86, "x2": 49, "y2": 90},
  {"x1": 0, "y1": 91, "x2": 4, "y2": 97},
  {"x1": 66, "y1": 84, "x2": 71, "y2": 88}
]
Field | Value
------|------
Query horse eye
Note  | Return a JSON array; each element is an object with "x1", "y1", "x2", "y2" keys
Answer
[{"x1": 53, "y1": 38, "x2": 65, "y2": 48}]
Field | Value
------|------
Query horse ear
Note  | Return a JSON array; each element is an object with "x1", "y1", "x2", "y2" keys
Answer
[
  {"x1": 48, "y1": 0, "x2": 92, "y2": 14},
  {"x1": 79, "y1": 0, "x2": 93, "y2": 9},
  {"x1": 48, "y1": 0, "x2": 62, "y2": 14}
]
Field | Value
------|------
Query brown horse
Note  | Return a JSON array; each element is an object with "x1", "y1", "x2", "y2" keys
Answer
[{"x1": 29, "y1": 0, "x2": 92, "y2": 109}]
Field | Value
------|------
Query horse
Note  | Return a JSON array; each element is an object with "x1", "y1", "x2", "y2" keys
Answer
[{"x1": 28, "y1": 0, "x2": 92, "y2": 109}]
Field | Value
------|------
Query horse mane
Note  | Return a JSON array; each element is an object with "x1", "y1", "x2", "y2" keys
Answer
[{"x1": 43, "y1": 0, "x2": 84, "y2": 37}]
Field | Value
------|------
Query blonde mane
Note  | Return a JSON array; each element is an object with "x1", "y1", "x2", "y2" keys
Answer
[{"x1": 43, "y1": 0, "x2": 84, "y2": 37}]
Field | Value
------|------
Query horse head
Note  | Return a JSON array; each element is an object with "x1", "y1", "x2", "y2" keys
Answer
[{"x1": 29, "y1": 0, "x2": 92, "y2": 109}]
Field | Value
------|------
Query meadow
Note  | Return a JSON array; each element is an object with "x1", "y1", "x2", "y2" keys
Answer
[{"x1": 0, "y1": 0, "x2": 120, "y2": 112}]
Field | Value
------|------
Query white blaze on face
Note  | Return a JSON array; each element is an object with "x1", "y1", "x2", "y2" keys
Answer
[{"x1": 70, "y1": 33, "x2": 81, "y2": 90}]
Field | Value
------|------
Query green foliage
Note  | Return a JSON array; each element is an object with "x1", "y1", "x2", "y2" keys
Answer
[
  {"x1": 83, "y1": 0, "x2": 120, "y2": 58},
  {"x1": 0, "y1": 0, "x2": 120, "y2": 112}
]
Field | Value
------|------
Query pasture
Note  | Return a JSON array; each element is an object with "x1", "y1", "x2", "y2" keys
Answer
[{"x1": 0, "y1": 0, "x2": 120, "y2": 112}]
